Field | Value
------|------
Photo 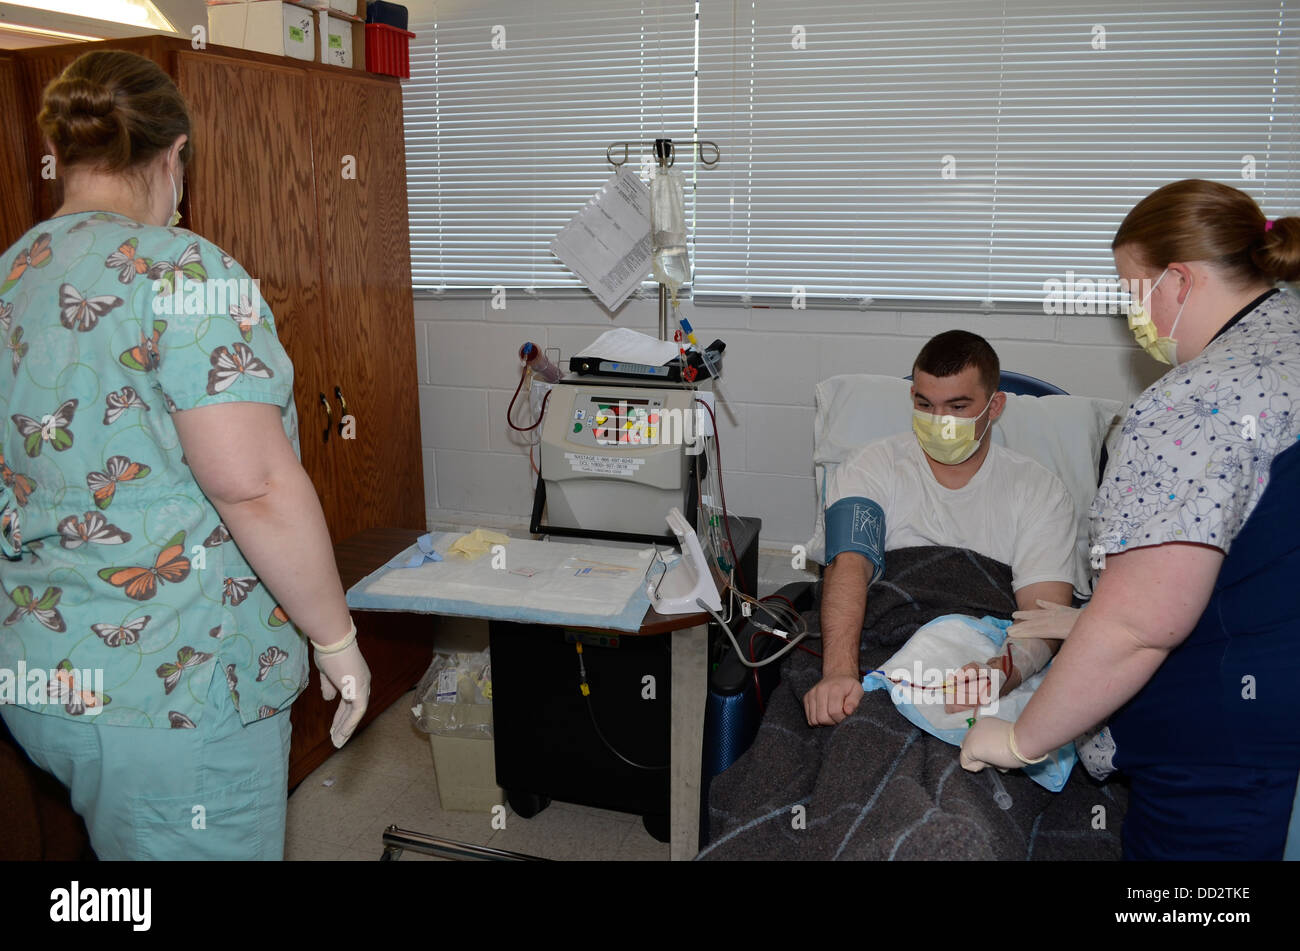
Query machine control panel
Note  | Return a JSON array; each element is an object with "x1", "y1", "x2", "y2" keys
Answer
[{"x1": 568, "y1": 392, "x2": 667, "y2": 449}]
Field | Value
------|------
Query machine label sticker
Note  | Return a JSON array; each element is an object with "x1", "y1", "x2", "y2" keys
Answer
[{"x1": 564, "y1": 452, "x2": 645, "y2": 476}]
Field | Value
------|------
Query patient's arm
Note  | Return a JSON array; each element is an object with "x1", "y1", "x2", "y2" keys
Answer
[
  {"x1": 945, "y1": 580, "x2": 1073, "y2": 711},
  {"x1": 1014, "y1": 581, "x2": 1071, "y2": 614},
  {"x1": 802, "y1": 551, "x2": 871, "y2": 726},
  {"x1": 1004, "y1": 581, "x2": 1071, "y2": 681}
]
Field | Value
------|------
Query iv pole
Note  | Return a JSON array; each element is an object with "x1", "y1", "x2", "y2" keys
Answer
[{"x1": 655, "y1": 137, "x2": 673, "y2": 341}]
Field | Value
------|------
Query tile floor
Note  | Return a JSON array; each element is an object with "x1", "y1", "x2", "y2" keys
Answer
[
  {"x1": 284, "y1": 686, "x2": 670, "y2": 861},
  {"x1": 284, "y1": 548, "x2": 815, "y2": 862}
]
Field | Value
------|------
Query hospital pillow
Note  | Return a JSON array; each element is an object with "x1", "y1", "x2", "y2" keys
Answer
[{"x1": 805, "y1": 374, "x2": 1122, "y2": 595}]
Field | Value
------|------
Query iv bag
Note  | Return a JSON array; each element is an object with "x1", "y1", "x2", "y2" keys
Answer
[{"x1": 651, "y1": 169, "x2": 691, "y2": 290}]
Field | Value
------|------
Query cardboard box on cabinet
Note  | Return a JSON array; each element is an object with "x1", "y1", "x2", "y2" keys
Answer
[{"x1": 207, "y1": 1, "x2": 317, "y2": 62}]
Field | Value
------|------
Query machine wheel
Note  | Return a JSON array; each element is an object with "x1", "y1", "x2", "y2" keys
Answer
[
  {"x1": 642, "y1": 813, "x2": 669, "y2": 843},
  {"x1": 506, "y1": 790, "x2": 551, "y2": 819}
]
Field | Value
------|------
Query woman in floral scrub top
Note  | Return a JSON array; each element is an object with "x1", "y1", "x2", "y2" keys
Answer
[{"x1": 0, "y1": 50, "x2": 371, "y2": 860}]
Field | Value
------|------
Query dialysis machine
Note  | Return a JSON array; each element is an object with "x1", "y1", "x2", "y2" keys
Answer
[
  {"x1": 530, "y1": 376, "x2": 701, "y2": 545},
  {"x1": 500, "y1": 138, "x2": 749, "y2": 844}
]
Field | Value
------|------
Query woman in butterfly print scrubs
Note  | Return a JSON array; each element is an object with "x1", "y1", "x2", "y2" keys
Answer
[
  {"x1": 0, "y1": 51, "x2": 372, "y2": 860},
  {"x1": 960, "y1": 181, "x2": 1300, "y2": 859}
]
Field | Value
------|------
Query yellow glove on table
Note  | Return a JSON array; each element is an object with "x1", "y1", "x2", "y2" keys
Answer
[{"x1": 447, "y1": 528, "x2": 510, "y2": 560}]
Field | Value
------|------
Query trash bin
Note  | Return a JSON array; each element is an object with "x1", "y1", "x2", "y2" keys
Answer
[{"x1": 410, "y1": 651, "x2": 503, "y2": 812}]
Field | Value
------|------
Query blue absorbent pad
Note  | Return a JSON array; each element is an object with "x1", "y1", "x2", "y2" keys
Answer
[
  {"x1": 862, "y1": 613, "x2": 1078, "y2": 792},
  {"x1": 346, "y1": 532, "x2": 657, "y2": 632}
]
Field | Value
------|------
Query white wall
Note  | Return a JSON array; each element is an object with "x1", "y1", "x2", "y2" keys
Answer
[{"x1": 415, "y1": 295, "x2": 1165, "y2": 550}]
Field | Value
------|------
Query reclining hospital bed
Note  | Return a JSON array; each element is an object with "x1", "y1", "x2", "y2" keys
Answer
[{"x1": 700, "y1": 370, "x2": 1124, "y2": 855}]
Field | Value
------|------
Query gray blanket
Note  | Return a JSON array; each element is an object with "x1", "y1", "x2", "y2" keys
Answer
[{"x1": 699, "y1": 546, "x2": 1126, "y2": 860}]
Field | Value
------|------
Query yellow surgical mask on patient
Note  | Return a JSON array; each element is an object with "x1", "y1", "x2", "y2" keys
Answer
[{"x1": 912, "y1": 393, "x2": 994, "y2": 465}]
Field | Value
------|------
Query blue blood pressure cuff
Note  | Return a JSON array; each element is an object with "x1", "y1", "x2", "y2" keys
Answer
[{"x1": 824, "y1": 497, "x2": 885, "y2": 583}]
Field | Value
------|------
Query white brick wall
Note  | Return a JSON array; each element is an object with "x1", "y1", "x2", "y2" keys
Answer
[{"x1": 413, "y1": 295, "x2": 1165, "y2": 549}]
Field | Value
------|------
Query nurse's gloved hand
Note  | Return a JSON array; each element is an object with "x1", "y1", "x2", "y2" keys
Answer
[
  {"x1": 959, "y1": 717, "x2": 1021, "y2": 772},
  {"x1": 313, "y1": 621, "x2": 371, "y2": 748},
  {"x1": 961, "y1": 717, "x2": 1051, "y2": 773},
  {"x1": 1008, "y1": 599, "x2": 1080, "y2": 640}
]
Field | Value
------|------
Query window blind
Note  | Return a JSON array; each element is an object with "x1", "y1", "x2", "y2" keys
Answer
[
  {"x1": 694, "y1": 0, "x2": 1300, "y2": 306},
  {"x1": 402, "y1": 1, "x2": 1300, "y2": 307},
  {"x1": 403, "y1": 0, "x2": 697, "y2": 292}
]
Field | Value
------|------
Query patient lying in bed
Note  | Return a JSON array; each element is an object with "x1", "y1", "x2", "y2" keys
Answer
[{"x1": 803, "y1": 331, "x2": 1077, "y2": 728}]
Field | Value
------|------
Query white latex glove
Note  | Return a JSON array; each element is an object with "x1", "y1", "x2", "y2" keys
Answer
[
  {"x1": 1008, "y1": 598, "x2": 1081, "y2": 641},
  {"x1": 960, "y1": 717, "x2": 1019, "y2": 772},
  {"x1": 313, "y1": 625, "x2": 371, "y2": 748},
  {"x1": 960, "y1": 717, "x2": 1048, "y2": 773}
]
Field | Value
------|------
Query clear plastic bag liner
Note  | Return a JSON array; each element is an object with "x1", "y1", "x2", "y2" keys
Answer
[{"x1": 410, "y1": 650, "x2": 494, "y2": 738}]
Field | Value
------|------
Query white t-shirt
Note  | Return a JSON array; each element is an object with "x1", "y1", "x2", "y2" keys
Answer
[{"x1": 824, "y1": 431, "x2": 1079, "y2": 592}]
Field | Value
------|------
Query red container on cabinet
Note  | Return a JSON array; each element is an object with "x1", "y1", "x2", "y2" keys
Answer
[{"x1": 365, "y1": 22, "x2": 414, "y2": 79}]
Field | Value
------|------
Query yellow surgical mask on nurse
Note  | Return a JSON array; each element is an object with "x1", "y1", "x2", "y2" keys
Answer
[
  {"x1": 163, "y1": 163, "x2": 182, "y2": 228},
  {"x1": 1127, "y1": 267, "x2": 1190, "y2": 365},
  {"x1": 158, "y1": 135, "x2": 185, "y2": 228},
  {"x1": 912, "y1": 392, "x2": 995, "y2": 465},
  {"x1": 168, "y1": 169, "x2": 182, "y2": 227}
]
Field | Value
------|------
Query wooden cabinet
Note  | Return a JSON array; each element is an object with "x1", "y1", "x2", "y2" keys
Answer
[
  {"x1": 0, "y1": 54, "x2": 33, "y2": 253},
  {"x1": 308, "y1": 70, "x2": 426, "y2": 541},
  {"x1": 0, "y1": 38, "x2": 430, "y2": 795},
  {"x1": 171, "y1": 50, "x2": 426, "y2": 542},
  {"x1": 172, "y1": 51, "x2": 338, "y2": 521}
]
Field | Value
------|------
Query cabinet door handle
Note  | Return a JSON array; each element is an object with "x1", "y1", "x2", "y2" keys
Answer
[
  {"x1": 334, "y1": 385, "x2": 348, "y2": 435},
  {"x1": 319, "y1": 392, "x2": 331, "y2": 443}
]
